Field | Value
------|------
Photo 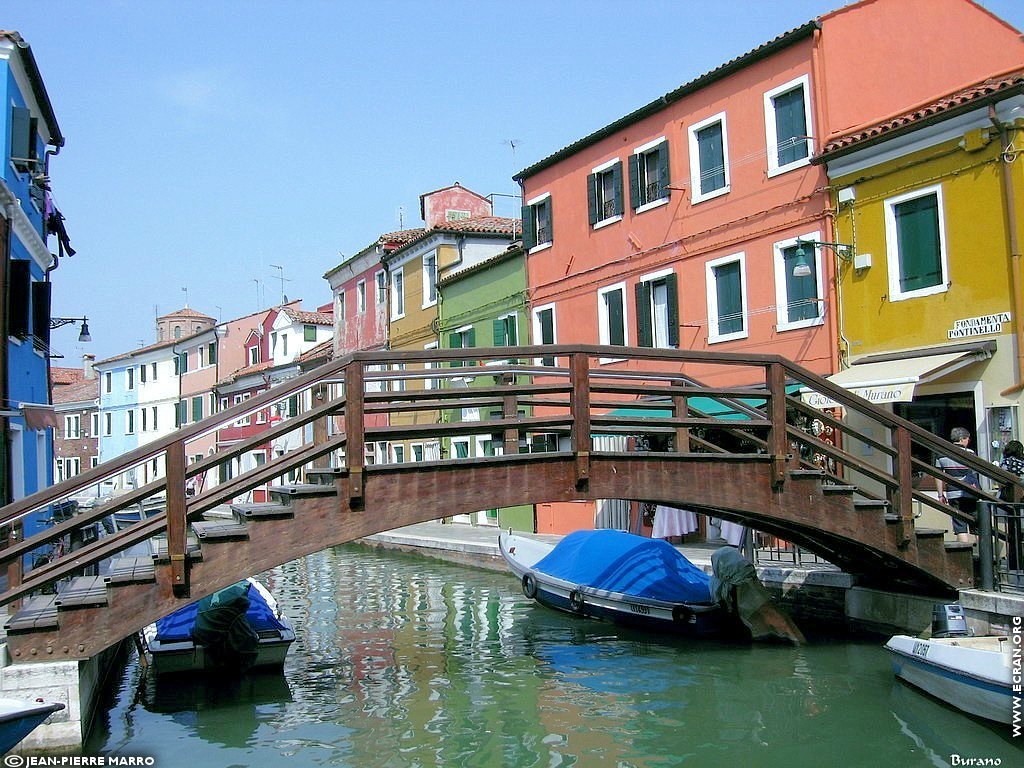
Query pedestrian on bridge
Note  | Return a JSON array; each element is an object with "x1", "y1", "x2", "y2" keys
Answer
[{"x1": 935, "y1": 427, "x2": 981, "y2": 544}]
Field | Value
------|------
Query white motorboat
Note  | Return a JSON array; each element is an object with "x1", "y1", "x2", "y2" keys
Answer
[
  {"x1": 885, "y1": 633, "x2": 1014, "y2": 724},
  {"x1": 0, "y1": 697, "x2": 64, "y2": 754}
]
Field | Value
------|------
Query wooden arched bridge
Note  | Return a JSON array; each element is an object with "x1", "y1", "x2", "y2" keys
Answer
[{"x1": 1, "y1": 345, "x2": 1020, "y2": 662}]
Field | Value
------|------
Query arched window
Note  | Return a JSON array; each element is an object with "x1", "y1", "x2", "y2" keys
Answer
[{"x1": 173, "y1": 325, "x2": 181, "y2": 339}]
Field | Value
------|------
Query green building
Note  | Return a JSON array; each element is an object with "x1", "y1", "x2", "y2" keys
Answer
[{"x1": 437, "y1": 246, "x2": 534, "y2": 531}]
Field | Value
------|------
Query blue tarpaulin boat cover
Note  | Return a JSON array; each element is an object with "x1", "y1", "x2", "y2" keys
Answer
[
  {"x1": 533, "y1": 530, "x2": 712, "y2": 603},
  {"x1": 154, "y1": 582, "x2": 289, "y2": 642}
]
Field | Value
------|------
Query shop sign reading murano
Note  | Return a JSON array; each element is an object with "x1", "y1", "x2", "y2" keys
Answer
[{"x1": 947, "y1": 312, "x2": 1011, "y2": 340}]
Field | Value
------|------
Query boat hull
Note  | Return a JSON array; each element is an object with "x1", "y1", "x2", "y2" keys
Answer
[
  {"x1": 885, "y1": 635, "x2": 1013, "y2": 724},
  {"x1": 0, "y1": 699, "x2": 64, "y2": 754},
  {"x1": 500, "y1": 531, "x2": 732, "y2": 639}
]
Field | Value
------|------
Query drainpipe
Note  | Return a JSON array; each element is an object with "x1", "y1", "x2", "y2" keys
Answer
[
  {"x1": 1, "y1": 201, "x2": 12, "y2": 506},
  {"x1": 990, "y1": 105, "x2": 1024, "y2": 396}
]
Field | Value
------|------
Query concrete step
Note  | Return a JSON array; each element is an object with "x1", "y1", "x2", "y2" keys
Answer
[
  {"x1": 105, "y1": 556, "x2": 156, "y2": 585},
  {"x1": 230, "y1": 502, "x2": 294, "y2": 521},
  {"x1": 191, "y1": 520, "x2": 249, "y2": 541},
  {"x1": 54, "y1": 576, "x2": 108, "y2": 609},
  {"x1": 5, "y1": 595, "x2": 59, "y2": 632}
]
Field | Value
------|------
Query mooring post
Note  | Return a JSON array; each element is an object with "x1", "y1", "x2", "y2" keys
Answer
[
  {"x1": 166, "y1": 440, "x2": 189, "y2": 597},
  {"x1": 569, "y1": 352, "x2": 591, "y2": 488},
  {"x1": 344, "y1": 360, "x2": 365, "y2": 505},
  {"x1": 766, "y1": 363, "x2": 787, "y2": 489}
]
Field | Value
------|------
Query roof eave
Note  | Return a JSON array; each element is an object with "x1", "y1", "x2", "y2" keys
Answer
[{"x1": 4, "y1": 33, "x2": 64, "y2": 147}]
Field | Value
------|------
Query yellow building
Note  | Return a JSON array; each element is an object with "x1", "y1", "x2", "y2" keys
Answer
[{"x1": 817, "y1": 70, "x2": 1023, "y2": 464}]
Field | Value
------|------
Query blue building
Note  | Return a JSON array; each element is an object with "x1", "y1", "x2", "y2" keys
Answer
[{"x1": 1, "y1": 32, "x2": 70, "y2": 539}]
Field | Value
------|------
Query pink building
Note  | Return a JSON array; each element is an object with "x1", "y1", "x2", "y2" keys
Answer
[{"x1": 514, "y1": 0, "x2": 1024, "y2": 534}]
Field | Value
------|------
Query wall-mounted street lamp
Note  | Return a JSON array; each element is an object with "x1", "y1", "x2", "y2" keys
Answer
[
  {"x1": 50, "y1": 316, "x2": 92, "y2": 343},
  {"x1": 791, "y1": 239, "x2": 855, "y2": 278}
]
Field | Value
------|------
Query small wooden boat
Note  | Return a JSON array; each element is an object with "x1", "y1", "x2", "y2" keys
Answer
[
  {"x1": 885, "y1": 634, "x2": 1014, "y2": 723},
  {"x1": 499, "y1": 529, "x2": 732, "y2": 638},
  {"x1": 141, "y1": 578, "x2": 295, "y2": 676},
  {"x1": 0, "y1": 697, "x2": 65, "y2": 754}
]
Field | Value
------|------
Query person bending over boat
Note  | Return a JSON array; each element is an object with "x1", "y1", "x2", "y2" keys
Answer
[
  {"x1": 191, "y1": 581, "x2": 260, "y2": 672},
  {"x1": 709, "y1": 547, "x2": 805, "y2": 644}
]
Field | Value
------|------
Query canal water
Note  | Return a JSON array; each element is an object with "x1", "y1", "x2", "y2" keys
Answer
[{"x1": 87, "y1": 545, "x2": 1020, "y2": 767}]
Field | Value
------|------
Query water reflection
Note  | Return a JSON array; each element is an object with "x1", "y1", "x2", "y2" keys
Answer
[{"x1": 87, "y1": 545, "x2": 1022, "y2": 767}]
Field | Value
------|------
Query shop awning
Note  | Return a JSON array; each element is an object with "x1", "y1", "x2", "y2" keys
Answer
[
  {"x1": 800, "y1": 347, "x2": 989, "y2": 409},
  {"x1": 21, "y1": 403, "x2": 60, "y2": 430}
]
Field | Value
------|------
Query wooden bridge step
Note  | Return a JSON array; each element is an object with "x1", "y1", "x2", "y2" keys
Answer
[
  {"x1": 853, "y1": 499, "x2": 890, "y2": 510},
  {"x1": 54, "y1": 576, "x2": 108, "y2": 609},
  {"x1": 149, "y1": 536, "x2": 203, "y2": 563},
  {"x1": 306, "y1": 467, "x2": 347, "y2": 486},
  {"x1": 191, "y1": 520, "x2": 249, "y2": 540},
  {"x1": 270, "y1": 484, "x2": 337, "y2": 503},
  {"x1": 5, "y1": 595, "x2": 58, "y2": 632},
  {"x1": 788, "y1": 469, "x2": 827, "y2": 479},
  {"x1": 230, "y1": 502, "x2": 293, "y2": 520},
  {"x1": 914, "y1": 528, "x2": 946, "y2": 538},
  {"x1": 105, "y1": 556, "x2": 156, "y2": 585}
]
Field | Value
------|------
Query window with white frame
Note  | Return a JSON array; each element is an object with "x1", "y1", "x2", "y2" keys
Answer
[
  {"x1": 688, "y1": 113, "x2": 730, "y2": 203},
  {"x1": 104, "y1": 372, "x2": 111, "y2": 394},
  {"x1": 451, "y1": 437, "x2": 471, "y2": 460},
  {"x1": 140, "y1": 363, "x2": 147, "y2": 384},
  {"x1": 141, "y1": 407, "x2": 148, "y2": 432},
  {"x1": 423, "y1": 342, "x2": 439, "y2": 390},
  {"x1": 391, "y1": 363, "x2": 406, "y2": 392},
  {"x1": 90, "y1": 412, "x2": 99, "y2": 437},
  {"x1": 103, "y1": 412, "x2": 112, "y2": 436},
  {"x1": 151, "y1": 362, "x2": 158, "y2": 381},
  {"x1": 885, "y1": 184, "x2": 948, "y2": 301},
  {"x1": 375, "y1": 270, "x2": 386, "y2": 306},
  {"x1": 392, "y1": 445, "x2": 406, "y2": 464},
  {"x1": 764, "y1": 75, "x2": 813, "y2": 176},
  {"x1": 281, "y1": 334, "x2": 288, "y2": 357},
  {"x1": 532, "y1": 304, "x2": 557, "y2": 367},
  {"x1": 423, "y1": 252, "x2": 438, "y2": 307},
  {"x1": 598, "y1": 283, "x2": 628, "y2": 348},
  {"x1": 126, "y1": 367, "x2": 135, "y2": 390},
  {"x1": 448, "y1": 326, "x2": 475, "y2": 370},
  {"x1": 126, "y1": 409, "x2": 136, "y2": 435},
  {"x1": 636, "y1": 270, "x2": 679, "y2": 349},
  {"x1": 588, "y1": 159, "x2": 623, "y2": 226},
  {"x1": 64, "y1": 414, "x2": 81, "y2": 439},
  {"x1": 356, "y1": 280, "x2": 366, "y2": 313},
  {"x1": 773, "y1": 232, "x2": 825, "y2": 330},
  {"x1": 335, "y1": 291, "x2": 345, "y2": 324},
  {"x1": 152, "y1": 406, "x2": 158, "y2": 431},
  {"x1": 630, "y1": 137, "x2": 670, "y2": 211},
  {"x1": 411, "y1": 443, "x2": 424, "y2": 462},
  {"x1": 90, "y1": 456, "x2": 99, "y2": 469},
  {"x1": 198, "y1": 345, "x2": 206, "y2": 367},
  {"x1": 523, "y1": 193, "x2": 552, "y2": 252},
  {"x1": 234, "y1": 393, "x2": 251, "y2": 426},
  {"x1": 249, "y1": 345, "x2": 260, "y2": 366},
  {"x1": 706, "y1": 253, "x2": 748, "y2": 343},
  {"x1": 391, "y1": 267, "x2": 405, "y2": 320},
  {"x1": 304, "y1": 324, "x2": 317, "y2": 342},
  {"x1": 493, "y1": 313, "x2": 518, "y2": 347}
]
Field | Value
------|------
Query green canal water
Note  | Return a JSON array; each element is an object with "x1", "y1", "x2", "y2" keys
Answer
[{"x1": 87, "y1": 545, "x2": 1020, "y2": 767}]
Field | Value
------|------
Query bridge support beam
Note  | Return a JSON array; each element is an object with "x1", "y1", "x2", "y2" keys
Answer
[
  {"x1": 165, "y1": 441, "x2": 189, "y2": 597},
  {"x1": 767, "y1": 363, "x2": 788, "y2": 489},
  {"x1": 570, "y1": 353, "x2": 591, "y2": 489}
]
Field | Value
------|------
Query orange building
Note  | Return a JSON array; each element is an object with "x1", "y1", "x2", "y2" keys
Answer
[{"x1": 515, "y1": 0, "x2": 1024, "y2": 534}]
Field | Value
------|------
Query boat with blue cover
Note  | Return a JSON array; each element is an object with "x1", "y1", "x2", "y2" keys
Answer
[
  {"x1": 140, "y1": 578, "x2": 295, "y2": 675},
  {"x1": 499, "y1": 529, "x2": 732, "y2": 637}
]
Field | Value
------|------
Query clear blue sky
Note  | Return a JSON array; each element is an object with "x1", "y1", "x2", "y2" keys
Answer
[{"x1": 5, "y1": 0, "x2": 1024, "y2": 361}]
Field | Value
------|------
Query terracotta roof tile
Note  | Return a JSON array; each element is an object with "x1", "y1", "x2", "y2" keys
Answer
[
  {"x1": 297, "y1": 339, "x2": 334, "y2": 365},
  {"x1": 387, "y1": 216, "x2": 520, "y2": 259},
  {"x1": 52, "y1": 378, "x2": 98, "y2": 405},
  {"x1": 157, "y1": 306, "x2": 215, "y2": 320},
  {"x1": 820, "y1": 69, "x2": 1024, "y2": 158},
  {"x1": 280, "y1": 307, "x2": 333, "y2": 325},
  {"x1": 50, "y1": 367, "x2": 85, "y2": 386},
  {"x1": 216, "y1": 360, "x2": 275, "y2": 387}
]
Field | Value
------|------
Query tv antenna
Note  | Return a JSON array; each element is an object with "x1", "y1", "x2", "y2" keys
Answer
[{"x1": 269, "y1": 264, "x2": 291, "y2": 305}]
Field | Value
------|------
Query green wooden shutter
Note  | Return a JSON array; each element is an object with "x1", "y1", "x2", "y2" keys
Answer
[
  {"x1": 506, "y1": 316, "x2": 517, "y2": 346},
  {"x1": 10, "y1": 106, "x2": 31, "y2": 161},
  {"x1": 288, "y1": 395, "x2": 299, "y2": 417},
  {"x1": 783, "y1": 245, "x2": 818, "y2": 321},
  {"x1": 31, "y1": 280, "x2": 51, "y2": 350},
  {"x1": 666, "y1": 273, "x2": 680, "y2": 347},
  {"x1": 715, "y1": 262, "x2": 743, "y2": 335},
  {"x1": 209, "y1": 343, "x2": 217, "y2": 364},
  {"x1": 192, "y1": 397, "x2": 202, "y2": 422},
  {"x1": 895, "y1": 194, "x2": 942, "y2": 292},
  {"x1": 8, "y1": 260, "x2": 30, "y2": 337},
  {"x1": 612, "y1": 161, "x2": 624, "y2": 215},
  {"x1": 521, "y1": 205, "x2": 536, "y2": 250},
  {"x1": 538, "y1": 308, "x2": 555, "y2": 366},
  {"x1": 697, "y1": 123, "x2": 725, "y2": 194},
  {"x1": 658, "y1": 141, "x2": 671, "y2": 198},
  {"x1": 606, "y1": 290, "x2": 625, "y2": 345},
  {"x1": 628, "y1": 155, "x2": 641, "y2": 210},
  {"x1": 493, "y1": 318, "x2": 506, "y2": 346},
  {"x1": 587, "y1": 174, "x2": 598, "y2": 225},
  {"x1": 635, "y1": 282, "x2": 653, "y2": 348},
  {"x1": 448, "y1": 332, "x2": 463, "y2": 367},
  {"x1": 774, "y1": 87, "x2": 807, "y2": 166}
]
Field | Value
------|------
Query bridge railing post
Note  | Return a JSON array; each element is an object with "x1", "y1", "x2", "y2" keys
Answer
[
  {"x1": 891, "y1": 425, "x2": 914, "y2": 547},
  {"x1": 672, "y1": 379, "x2": 689, "y2": 453},
  {"x1": 570, "y1": 352, "x2": 591, "y2": 488},
  {"x1": 166, "y1": 440, "x2": 189, "y2": 597},
  {"x1": 500, "y1": 372, "x2": 519, "y2": 456},
  {"x1": 766, "y1": 363, "x2": 788, "y2": 488},
  {"x1": 344, "y1": 360, "x2": 365, "y2": 505}
]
